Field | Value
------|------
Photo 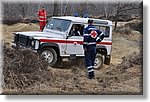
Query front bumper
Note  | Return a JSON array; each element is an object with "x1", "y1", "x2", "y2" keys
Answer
[{"x1": 11, "y1": 43, "x2": 38, "y2": 53}]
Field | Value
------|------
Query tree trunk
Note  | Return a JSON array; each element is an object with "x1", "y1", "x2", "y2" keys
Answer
[
  {"x1": 114, "y1": 14, "x2": 118, "y2": 30},
  {"x1": 114, "y1": 4, "x2": 120, "y2": 30},
  {"x1": 63, "y1": 4, "x2": 68, "y2": 16},
  {"x1": 53, "y1": 2, "x2": 59, "y2": 16}
]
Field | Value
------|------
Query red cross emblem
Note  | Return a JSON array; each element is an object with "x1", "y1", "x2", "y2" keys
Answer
[
  {"x1": 73, "y1": 42, "x2": 77, "y2": 46},
  {"x1": 90, "y1": 30, "x2": 98, "y2": 38}
]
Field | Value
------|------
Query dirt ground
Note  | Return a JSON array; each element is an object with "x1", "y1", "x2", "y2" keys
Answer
[{"x1": 1, "y1": 20, "x2": 143, "y2": 95}]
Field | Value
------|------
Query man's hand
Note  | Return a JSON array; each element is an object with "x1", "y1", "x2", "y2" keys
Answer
[{"x1": 100, "y1": 33, "x2": 104, "y2": 40}]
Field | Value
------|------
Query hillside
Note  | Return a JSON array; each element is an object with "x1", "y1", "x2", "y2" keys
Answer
[{"x1": 1, "y1": 20, "x2": 143, "y2": 94}]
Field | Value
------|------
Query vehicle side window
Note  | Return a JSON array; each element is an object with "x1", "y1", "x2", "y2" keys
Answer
[
  {"x1": 69, "y1": 24, "x2": 84, "y2": 36},
  {"x1": 95, "y1": 26, "x2": 110, "y2": 37}
]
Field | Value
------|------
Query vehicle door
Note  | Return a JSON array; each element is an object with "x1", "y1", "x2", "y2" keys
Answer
[{"x1": 65, "y1": 24, "x2": 85, "y2": 56}]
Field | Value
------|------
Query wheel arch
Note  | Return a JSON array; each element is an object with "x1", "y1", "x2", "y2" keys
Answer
[
  {"x1": 96, "y1": 45, "x2": 107, "y2": 55},
  {"x1": 38, "y1": 43, "x2": 60, "y2": 57},
  {"x1": 96, "y1": 45, "x2": 111, "y2": 65}
]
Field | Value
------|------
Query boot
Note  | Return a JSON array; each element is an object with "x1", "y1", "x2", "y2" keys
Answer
[{"x1": 88, "y1": 71, "x2": 95, "y2": 79}]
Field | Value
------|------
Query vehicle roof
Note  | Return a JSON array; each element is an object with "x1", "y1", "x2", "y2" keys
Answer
[{"x1": 52, "y1": 16, "x2": 112, "y2": 26}]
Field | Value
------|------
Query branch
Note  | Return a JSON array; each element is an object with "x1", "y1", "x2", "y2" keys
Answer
[
  {"x1": 119, "y1": 3, "x2": 141, "y2": 13},
  {"x1": 119, "y1": 6, "x2": 140, "y2": 13}
]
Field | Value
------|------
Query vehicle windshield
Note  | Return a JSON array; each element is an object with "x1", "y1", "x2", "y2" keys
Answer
[{"x1": 46, "y1": 18, "x2": 71, "y2": 32}]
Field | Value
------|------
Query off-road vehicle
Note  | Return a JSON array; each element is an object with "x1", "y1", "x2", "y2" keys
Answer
[{"x1": 12, "y1": 16, "x2": 112, "y2": 69}]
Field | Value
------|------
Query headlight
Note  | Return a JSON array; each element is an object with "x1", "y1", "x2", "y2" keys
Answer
[
  {"x1": 34, "y1": 40, "x2": 39, "y2": 49},
  {"x1": 30, "y1": 39, "x2": 40, "y2": 49}
]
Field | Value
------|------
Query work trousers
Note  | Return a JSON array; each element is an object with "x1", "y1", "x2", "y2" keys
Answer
[
  {"x1": 39, "y1": 21, "x2": 46, "y2": 31},
  {"x1": 84, "y1": 45, "x2": 96, "y2": 78}
]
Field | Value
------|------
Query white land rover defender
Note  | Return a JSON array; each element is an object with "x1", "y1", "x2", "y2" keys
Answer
[{"x1": 12, "y1": 16, "x2": 112, "y2": 69}]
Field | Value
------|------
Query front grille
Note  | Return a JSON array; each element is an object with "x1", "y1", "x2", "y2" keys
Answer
[
  {"x1": 18, "y1": 35, "x2": 28, "y2": 46},
  {"x1": 14, "y1": 34, "x2": 31, "y2": 47}
]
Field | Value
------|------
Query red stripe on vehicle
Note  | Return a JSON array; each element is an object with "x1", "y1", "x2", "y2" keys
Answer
[
  {"x1": 40, "y1": 39, "x2": 66, "y2": 43},
  {"x1": 40, "y1": 39, "x2": 112, "y2": 45}
]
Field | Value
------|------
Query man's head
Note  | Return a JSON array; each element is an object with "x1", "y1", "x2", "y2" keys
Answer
[
  {"x1": 88, "y1": 19, "x2": 93, "y2": 25},
  {"x1": 42, "y1": 7, "x2": 45, "y2": 11},
  {"x1": 74, "y1": 24, "x2": 80, "y2": 31}
]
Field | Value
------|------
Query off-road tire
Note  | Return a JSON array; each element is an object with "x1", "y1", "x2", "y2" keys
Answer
[
  {"x1": 94, "y1": 53, "x2": 104, "y2": 70},
  {"x1": 39, "y1": 47, "x2": 58, "y2": 67}
]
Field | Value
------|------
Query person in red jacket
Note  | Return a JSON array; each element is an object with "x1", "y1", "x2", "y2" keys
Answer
[{"x1": 38, "y1": 7, "x2": 47, "y2": 31}]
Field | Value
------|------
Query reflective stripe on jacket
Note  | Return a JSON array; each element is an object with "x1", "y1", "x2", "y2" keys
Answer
[{"x1": 38, "y1": 10, "x2": 47, "y2": 22}]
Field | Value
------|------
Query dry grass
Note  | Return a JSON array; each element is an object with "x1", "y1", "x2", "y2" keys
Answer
[
  {"x1": 2, "y1": 46, "x2": 142, "y2": 94},
  {"x1": 2, "y1": 23, "x2": 39, "y2": 43},
  {"x1": 111, "y1": 27, "x2": 142, "y2": 65}
]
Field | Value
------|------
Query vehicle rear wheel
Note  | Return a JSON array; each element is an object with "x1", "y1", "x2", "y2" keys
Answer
[
  {"x1": 94, "y1": 53, "x2": 104, "y2": 70},
  {"x1": 39, "y1": 47, "x2": 57, "y2": 67}
]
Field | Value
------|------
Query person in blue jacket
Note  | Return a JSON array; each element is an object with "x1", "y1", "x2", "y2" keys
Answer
[{"x1": 83, "y1": 19, "x2": 104, "y2": 79}]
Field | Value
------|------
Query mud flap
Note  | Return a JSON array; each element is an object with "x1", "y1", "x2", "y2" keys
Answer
[{"x1": 104, "y1": 55, "x2": 111, "y2": 65}]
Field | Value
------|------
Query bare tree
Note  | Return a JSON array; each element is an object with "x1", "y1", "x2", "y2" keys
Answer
[
  {"x1": 102, "y1": 4, "x2": 111, "y2": 18},
  {"x1": 18, "y1": 3, "x2": 28, "y2": 18},
  {"x1": 53, "y1": 1, "x2": 59, "y2": 16},
  {"x1": 63, "y1": 3, "x2": 68, "y2": 16},
  {"x1": 2, "y1": 1, "x2": 142, "y2": 25},
  {"x1": 78, "y1": 2, "x2": 87, "y2": 17},
  {"x1": 113, "y1": 2, "x2": 142, "y2": 30}
]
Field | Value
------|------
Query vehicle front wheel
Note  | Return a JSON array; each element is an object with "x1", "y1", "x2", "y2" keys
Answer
[
  {"x1": 94, "y1": 53, "x2": 104, "y2": 70},
  {"x1": 39, "y1": 47, "x2": 57, "y2": 67}
]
